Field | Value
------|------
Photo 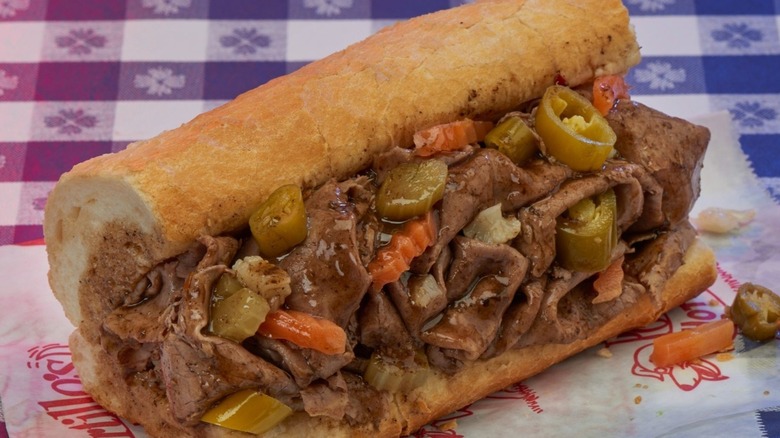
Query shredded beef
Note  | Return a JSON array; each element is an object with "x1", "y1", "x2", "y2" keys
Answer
[
  {"x1": 514, "y1": 161, "x2": 647, "y2": 277},
  {"x1": 411, "y1": 150, "x2": 570, "y2": 273},
  {"x1": 100, "y1": 97, "x2": 712, "y2": 429},
  {"x1": 358, "y1": 289, "x2": 418, "y2": 358},
  {"x1": 161, "y1": 262, "x2": 296, "y2": 426},
  {"x1": 485, "y1": 279, "x2": 546, "y2": 357},
  {"x1": 624, "y1": 221, "x2": 698, "y2": 303},
  {"x1": 420, "y1": 237, "x2": 528, "y2": 360},
  {"x1": 299, "y1": 373, "x2": 350, "y2": 420},
  {"x1": 280, "y1": 178, "x2": 374, "y2": 328}
]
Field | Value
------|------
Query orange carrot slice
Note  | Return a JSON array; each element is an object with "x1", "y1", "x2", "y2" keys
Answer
[
  {"x1": 649, "y1": 319, "x2": 734, "y2": 367},
  {"x1": 367, "y1": 212, "x2": 435, "y2": 291},
  {"x1": 258, "y1": 309, "x2": 347, "y2": 355},
  {"x1": 592, "y1": 75, "x2": 631, "y2": 116},
  {"x1": 413, "y1": 119, "x2": 494, "y2": 157}
]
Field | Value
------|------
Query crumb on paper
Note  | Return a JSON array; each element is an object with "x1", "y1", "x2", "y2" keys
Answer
[
  {"x1": 634, "y1": 383, "x2": 642, "y2": 388},
  {"x1": 597, "y1": 347, "x2": 613, "y2": 358},
  {"x1": 716, "y1": 352, "x2": 734, "y2": 362},
  {"x1": 764, "y1": 390, "x2": 770, "y2": 396},
  {"x1": 643, "y1": 384, "x2": 648, "y2": 389},
  {"x1": 708, "y1": 299, "x2": 720, "y2": 307},
  {"x1": 634, "y1": 396, "x2": 642, "y2": 405},
  {"x1": 438, "y1": 419, "x2": 457, "y2": 432}
]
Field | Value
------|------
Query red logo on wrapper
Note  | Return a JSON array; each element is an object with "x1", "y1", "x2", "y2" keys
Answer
[
  {"x1": 411, "y1": 406, "x2": 473, "y2": 438},
  {"x1": 487, "y1": 382, "x2": 544, "y2": 414},
  {"x1": 27, "y1": 343, "x2": 136, "y2": 437},
  {"x1": 410, "y1": 382, "x2": 544, "y2": 437},
  {"x1": 606, "y1": 289, "x2": 731, "y2": 391}
]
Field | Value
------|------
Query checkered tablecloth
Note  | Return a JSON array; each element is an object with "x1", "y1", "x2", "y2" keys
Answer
[
  {"x1": 0, "y1": 0, "x2": 779, "y2": 244},
  {"x1": 1, "y1": 1, "x2": 779, "y2": 437}
]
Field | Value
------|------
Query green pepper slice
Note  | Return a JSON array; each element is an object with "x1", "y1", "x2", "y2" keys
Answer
[
  {"x1": 731, "y1": 283, "x2": 780, "y2": 341},
  {"x1": 201, "y1": 389, "x2": 292, "y2": 434},
  {"x1": 535, "y1": 85, "x2": 617, "y2": 172},
  {"x1": 209, "y1": 287, "x2": 270, "y2": 342},
  {"x1": 376, "y1": 159, "x2": 448, "y2": 221},
  {"x1": 249, "y1": 184, "x2": 308, "y2": 258},
  {"x1": 213, "y1": 272, "x2": 243, "y2": 299},
  {"x1": 484, "y1": 115, "x2": 538, "y2": 166},
  {"x1": 555, "y1": 188, "x2": 617, "y2": 272}
]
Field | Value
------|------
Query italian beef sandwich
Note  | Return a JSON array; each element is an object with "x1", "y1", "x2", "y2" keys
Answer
[{"x1": 43, "y1": 0, "x2": 716, "y2": 436}]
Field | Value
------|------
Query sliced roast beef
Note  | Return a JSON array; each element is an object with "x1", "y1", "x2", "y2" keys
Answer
[
  {"x1": 358, "y1": 289, "x2": 418, "y2": 358},
  {"x1": 385, "y1": 271, "x2": 450, "y2": 338},
  {"x1": 515, "y1": 276, "x2": 646, "y2": 348},
  {"x1": 247, "y1": 335, "x2": 354, "y2": 388},
  {"x1": 607, "y1": 101, "x2": 710, "y2": 226},
  {"x1": 299, "y1": 372, "x2": 350, "y2": 420},
  {"x1": 484, "y1": 279, "x2": 546, "y2": 357},
  {"x1": 624, "y1": 221, "x2": 698, "y2": 303},
  {"x1": 412, "y1": 149, "x2": 570, "y2": 273},
  {"x1": 160, "y1": 264, "x2": 296, "y2": 426},
  {"x1": 280, "y1": 178, "x2": 374, "y2": 328},
  {"x1": 104, "y1": 261, "x2": 179, "y2": 344},
  {"x1": 420, "y1": 237, "x2": 528, "y2": 360},
  {"x1": 97, "y1": 95, "x2": 713, "y2": 430},
  {"x1": 514, "y1": 161, "x2": 646, "y2": 277}
]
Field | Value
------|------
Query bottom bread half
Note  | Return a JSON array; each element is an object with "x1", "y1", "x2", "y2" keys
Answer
[{"x1": 69, "y1": 239, "x2": 716, "y2": 438}]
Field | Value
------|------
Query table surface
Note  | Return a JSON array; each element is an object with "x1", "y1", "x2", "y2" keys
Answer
[{"x1": 0, "y1": 1, "x2": 779, "y2": 437}]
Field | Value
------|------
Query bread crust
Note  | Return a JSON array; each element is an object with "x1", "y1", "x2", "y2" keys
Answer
[{"x1": 69, "y1": 239, "x2": 716, "y2": 437}]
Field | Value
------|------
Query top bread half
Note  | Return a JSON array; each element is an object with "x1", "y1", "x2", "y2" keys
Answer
[{"x1": 44, "y1": 0, "x2": 640, "y2": 345}]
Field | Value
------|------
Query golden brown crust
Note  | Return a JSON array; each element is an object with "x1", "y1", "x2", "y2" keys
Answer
[{"x1": 70, "y1": 240, "x2": 716, "y2": 437}]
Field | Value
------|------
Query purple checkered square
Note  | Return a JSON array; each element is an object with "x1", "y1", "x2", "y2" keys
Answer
[
  {"x1": 36, "y1": 62, "x2": 120, "y2": 100},
  {"x1": 286, "y1": 61, "x2": 309, "y2": 74},
  {"x1": 13, "y1": 224, "x2": 44, "y2": 243},
  {"x1": 46, "y1": 0, "x2": 127, "y2": 20},
  {"x1": 370, "y1": 0, "x2": 451, "y2": 18},
  {"x1": 208, "y1": 0, "x2": 289, "y2": 19},
  {"x1": 203, "y1": 61, "x2": 286, "y2": 100},
  {"x1": 0, "y1": 64, "x2": 38, "y2": 101},
  {"x1": 112, "y1": 141, "x2": 132, "y2": 153},
  {"x1": 23, "y1": 141, "x2": 112, "y2": 181},
  {"x1": 118, "y1": 62, "x2": 204, "y2": 100},
  {"x1": 0, "y1": 143, "x2": 27, "y2": 182}
]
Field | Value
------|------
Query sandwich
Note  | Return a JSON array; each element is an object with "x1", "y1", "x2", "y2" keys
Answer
[{"x1": 43, "y1": 0, "x2": 717, "y2": 436}]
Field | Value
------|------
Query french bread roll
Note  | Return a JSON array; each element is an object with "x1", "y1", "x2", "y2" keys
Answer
[{"x1": 43, "y1": 0, "x2": 716, "y2": 436}]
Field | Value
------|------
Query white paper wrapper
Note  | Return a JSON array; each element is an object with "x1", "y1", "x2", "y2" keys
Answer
[{"x1": 1, "y1": 112, "x2": 778, "y2": 438}]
